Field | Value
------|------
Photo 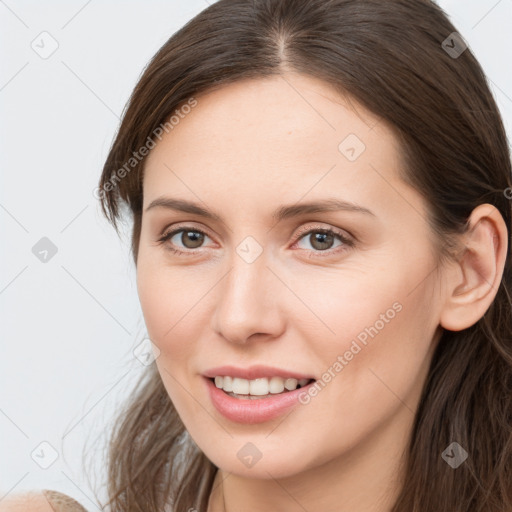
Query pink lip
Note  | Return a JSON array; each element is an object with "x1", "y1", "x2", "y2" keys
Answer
[
  {"x1": 202, "y1": 376, "x2": 316, "y2": 424},
  {"x1": 202, "y1": 364, "x2": 315, "y2": 381}
]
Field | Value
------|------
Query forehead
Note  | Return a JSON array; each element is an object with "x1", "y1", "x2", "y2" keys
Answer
[{"x1": 142, "y1": 74, "x2": 414, "y2": 222}]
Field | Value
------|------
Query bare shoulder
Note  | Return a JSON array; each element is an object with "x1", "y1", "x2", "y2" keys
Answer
[
  {"x1": 0, "y1": 490, "x2": 88, "y2": 512},
  {"x1": 0, "y1": 491, "x2": 54, "y2": 512}
]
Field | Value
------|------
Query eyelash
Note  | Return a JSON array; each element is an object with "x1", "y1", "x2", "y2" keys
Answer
[{"x1": 156, "y1": 224, "x2": 354, "y2": 258}]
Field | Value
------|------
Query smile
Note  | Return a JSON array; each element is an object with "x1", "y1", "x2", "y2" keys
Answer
[
  {"x1": 203, "y1": 376, "x2": 317, "y2": 424},
  {"x1": 212, "y1": 375, "x2": 313, "y2": 397}
]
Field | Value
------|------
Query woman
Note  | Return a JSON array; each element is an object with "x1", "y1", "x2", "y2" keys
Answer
[
  {"x1": 95, "y1": 0, "x2": 512, "y2": 510},
  {"x1": 5, "y1": 0, "x2": 511, "y2": 511}
]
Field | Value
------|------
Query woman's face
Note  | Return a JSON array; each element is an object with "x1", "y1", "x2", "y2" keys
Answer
[{"x1": 137, "y1": 73, "x2": 446, "y2": 478}]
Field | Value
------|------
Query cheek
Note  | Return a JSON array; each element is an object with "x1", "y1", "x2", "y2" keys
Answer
[
  {"x1": 303, "y1": 264, "x2": 437, "y2": 392},
  {"x1": 137, "y1": 263, "x2": 166, "y2": 335},
  {"x1": 137, "y1": 267, "x2": 198, "y2": 417},
  {"x1": 290, "y1": 268, "x2": 403, "y2": 350},
  {"x1": 136, "y1": 262, "x2": 191, "y2": 357},
  {"x1": 324, "y1": 249, "x2": 435, "y2": 338}
]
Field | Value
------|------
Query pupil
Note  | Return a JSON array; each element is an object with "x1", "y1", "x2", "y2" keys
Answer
[
  {"x1": 312, "y1": 232, "x2": 333, "y2": 250},
  {"x1": 183, "y1": 231, "x2": 204, "y2": 248}
]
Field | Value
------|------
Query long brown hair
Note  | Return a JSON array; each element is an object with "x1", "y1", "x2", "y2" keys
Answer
[{"x1": 93, "y1": 0, "x2": 512, "y2": 510}]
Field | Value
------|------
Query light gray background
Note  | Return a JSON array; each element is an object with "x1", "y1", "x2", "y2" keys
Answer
[{"x1": 1, "y1": 1, "x2": 511, "y2": 509}]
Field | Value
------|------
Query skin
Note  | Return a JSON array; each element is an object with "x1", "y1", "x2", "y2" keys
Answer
[
  {"x1": 136, "y1": 73, "x2": 508, "y2": 512},
  {"x1": 0, "y1": 492, "x2": 54, "y2": 512}
]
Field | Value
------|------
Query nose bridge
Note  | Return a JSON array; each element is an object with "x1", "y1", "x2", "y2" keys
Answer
[{"x1": 212, "y1": 238, "x2": 284, "y2": 344}]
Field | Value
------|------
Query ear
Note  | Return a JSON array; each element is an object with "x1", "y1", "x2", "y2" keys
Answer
[{"x1": 439, "y1": 203, "x2": 509, "y2": 332}]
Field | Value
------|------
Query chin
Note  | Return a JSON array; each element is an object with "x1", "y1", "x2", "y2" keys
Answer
[{"x1": 200, "y1": 437, "x2": 327, "y2": 480}]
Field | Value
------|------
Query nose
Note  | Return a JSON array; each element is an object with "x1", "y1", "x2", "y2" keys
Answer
[{"x1": 211, "y1": 249, "x2": 286, "y2": 345}]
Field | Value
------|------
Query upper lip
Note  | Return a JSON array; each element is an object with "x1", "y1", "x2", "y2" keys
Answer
[{"x1": 202, "y1": 365, "x2": 316, "y2": 381}]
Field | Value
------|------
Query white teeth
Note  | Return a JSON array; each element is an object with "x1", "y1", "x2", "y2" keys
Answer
[
  {"x1": 249, "y1": 378, "x2": 269, "y2": 396},
  {"x1": 269, "y1": 376, "x2": 285, "y2": 393},
  {"x1": 223, "y1": 375, "x2": 233, "y2": 392},
  {"x1": 213, "y1": 376, "x2": 312, "y2": 395},
  {"x1": 232, "y1": 377, "x2": 249, "y2": 394},
  {"x1": 284, "y1": 378, "x2": 298, "y2": 391}
]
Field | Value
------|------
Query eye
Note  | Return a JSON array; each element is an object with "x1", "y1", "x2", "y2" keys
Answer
[
  {"x1": 157, "y1": 226, "x2": 213, "y2": 255},
  {"x1": 292, "y1": 225, "x2": 354, "y2": 257},
  {"x1": 156, "y1": 224, "x2": 354, "y2": 257}
]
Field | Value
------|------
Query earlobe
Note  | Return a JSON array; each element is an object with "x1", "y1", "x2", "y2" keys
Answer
[{"x1": 439, "y1": 204, "x2": 508, "y2": 332}]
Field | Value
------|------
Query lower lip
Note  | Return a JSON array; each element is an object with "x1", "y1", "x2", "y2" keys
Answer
[{"x1": 203, "y1": 376, "x2": 315, "y2": 424}]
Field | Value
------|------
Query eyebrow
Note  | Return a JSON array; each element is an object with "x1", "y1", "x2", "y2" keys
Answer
[{"x1": 144, "y1": 196, "x2": 376, "y2": 222}]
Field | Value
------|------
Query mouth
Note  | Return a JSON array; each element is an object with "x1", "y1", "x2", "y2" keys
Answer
[
  {"x1": 203, "y1": 375, "x2": 316, "y2": 424},
  {"x1": 207, "y1": 376, "x2": 316, "y2": 400}
]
